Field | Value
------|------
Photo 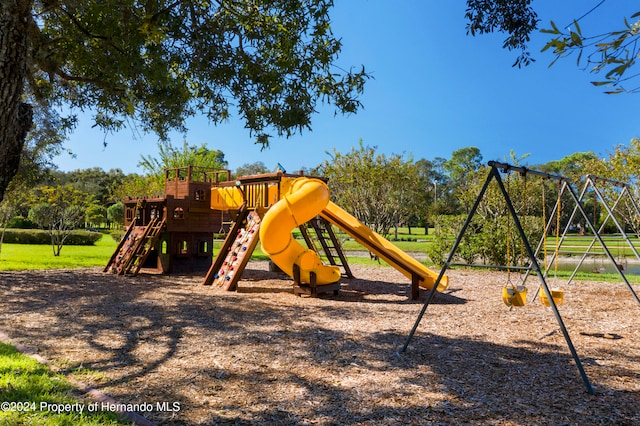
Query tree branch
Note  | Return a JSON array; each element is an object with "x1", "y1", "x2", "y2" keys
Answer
[{"x1": 57, "y1": 5, "x2": 125, "y2": 55}]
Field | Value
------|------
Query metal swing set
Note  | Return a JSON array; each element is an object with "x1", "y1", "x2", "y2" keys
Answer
[
  {"x1": 559, "y1": 175, "x2": 640, "y2": 304},
  {"x1": 401, "y1": 161, "x2": 636, "y2": 395},
  {"x1": 516, "y1": 174, "x2": 640, "y2": 308}
]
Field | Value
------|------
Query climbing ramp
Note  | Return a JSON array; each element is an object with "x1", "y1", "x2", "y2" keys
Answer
[
  {"x1": 202, "y1": 206, "x2": 262, "y2": 291},
  {"x1": 104, "y1": 216, "x2": 165, "y2": 276}
]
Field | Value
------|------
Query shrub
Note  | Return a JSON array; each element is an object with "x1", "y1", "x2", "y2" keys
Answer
[
  {"x1": 1, "y1": 229, "x2": 102, "y2": 245},
  {"x1": 427, "y1": 214, "x2": 543, "y2": 268},
  {"x1": 109, "y1": 229, "x2": 125, "y2": 242},
  {"x1": 6, "y1": 216, "x2": 37, "y2": 229}
]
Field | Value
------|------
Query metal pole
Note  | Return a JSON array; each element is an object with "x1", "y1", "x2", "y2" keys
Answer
[
  {"x1": 402, "y1": 167, "x2": 497, "y2": 353},
  {"x1": 591, "y1": 180, "x2": 640, "y2": 261},
  {"x1": 565, "y1": 181, "x2": 640, "y2": 306},
  {"x1": 493, "y1": 170, "x2": 595, "y2": 395},
  {"x1": 564, "y1": 177, "x2": 626, "y2": 284}
]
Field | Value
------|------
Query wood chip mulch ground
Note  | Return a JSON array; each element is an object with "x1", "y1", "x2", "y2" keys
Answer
[{"x1": 0, "y1": 262, "x2": 639, "y2": 425}]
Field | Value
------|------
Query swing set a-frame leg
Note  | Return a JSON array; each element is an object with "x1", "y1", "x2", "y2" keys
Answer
[{"x1": 402, "y1": 163, "x2": 595, "y2": 395}]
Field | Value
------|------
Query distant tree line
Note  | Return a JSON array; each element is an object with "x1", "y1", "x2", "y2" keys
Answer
[{"x1": 2, "y1": 137, "x2": 640, "y2": 260}]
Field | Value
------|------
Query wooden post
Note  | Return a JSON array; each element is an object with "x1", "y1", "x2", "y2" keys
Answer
[{"x1": 411, "y1": 274, "x2": 419, "y2": 300}]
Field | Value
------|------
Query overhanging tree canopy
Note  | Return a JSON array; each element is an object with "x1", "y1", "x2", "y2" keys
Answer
[
  {"x1": 465, "y1": 1, "x2": 640, "y2": 92},
  {"x1": 0, "y1": 0, "x2": 369, "y2": 202}
]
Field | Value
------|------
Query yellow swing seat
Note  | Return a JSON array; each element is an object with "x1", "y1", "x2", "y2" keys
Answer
[
  {"x1": 502, "y1": 285, "x2": 527, "y2": 307},
  {"x1": 540, "y1": 288, "x2": 564, "y2": 307}
]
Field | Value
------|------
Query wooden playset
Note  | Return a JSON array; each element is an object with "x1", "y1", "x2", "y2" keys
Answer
[
  {"x1": 201, "y1": 171, "x2": 353, "y2": 296},
  {"x1": 105, "y1": 165, "x2": 446, "y2": 299},
  {"x1": 105, "y1": 166, "x2": 354, "y2": 295},
  {"x1": 105, "y1": 166, "x2": 231, "y2": 275}
]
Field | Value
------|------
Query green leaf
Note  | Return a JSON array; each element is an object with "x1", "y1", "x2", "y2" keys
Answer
[
  {"x1": 611, "y1": 34, "x2": 627, "y2": 50},
  {"x1": 548, "y1": 56, "x2": 560, "y2": 68},
  {"x1": 540, "y1": 28, "x2": 561, "y2": 35},
  {"x1": 570, "y1": 31, "x2": 583, "y2": 47},
  {"x1": 573, "y1": 19, "x2": 581, "y2": 36},
  {"x1": 606, "y1": 63, "x2": 629, "y2": 79}
]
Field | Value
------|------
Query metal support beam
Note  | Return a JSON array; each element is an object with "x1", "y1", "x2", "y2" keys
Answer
[{"x1": 402, "y1": 163, "x2": 595, "y2": 395}]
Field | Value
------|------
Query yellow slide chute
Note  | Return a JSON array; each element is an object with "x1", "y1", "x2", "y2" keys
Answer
[
  {"x1": 320, "y1": 201, "x2": 448, "y2": 292},
  {"x1": 259, "y1": 178, "x2": 341, "y2": 284}
]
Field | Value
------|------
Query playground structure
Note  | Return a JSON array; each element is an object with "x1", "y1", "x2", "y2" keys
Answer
[
  {"x1": 403, "y1": 161, "x2": 640, "y2": 395},
  {"x1": 203, "y1": 173, "x2": 447, "y2": 298},
  {"x1": 523, "y1": 173, "x2": 640, "y2": 306},
  {"x1": 564, "y1": 175, "x2": 640, "y2": 286},
  {"x1": 105, "y1": 167, "x2": 231, "y2": 275},
  {"x1": 106, "y1": 166, "x2": 447, "y2": 299}
]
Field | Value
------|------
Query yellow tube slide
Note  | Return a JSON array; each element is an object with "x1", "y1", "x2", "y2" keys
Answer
[
  {"x1": 320, "y1": 202, "x2": 448, "y2": 292},
  {"x1": 259, "y1": 178, "x2": 341, "y2": 284}
]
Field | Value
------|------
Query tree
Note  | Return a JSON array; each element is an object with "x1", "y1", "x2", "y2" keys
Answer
[
  {"x1": 49, "y1": 167, "x2": 126, "y2": 205},
  {"x1": 413, "y1": 158, "x2": 445, "y2": 234},
  {"x1": 316, "y1": 141, "x2": 420, "y2": 237},
  {"x1": 107, "y1": 202, "x2": 125, "y2": 229},
  {"x1": 0, "y1": 1, "x2": 33, "y2": 205},
  {"x1": 15, "y1": 102, "x2": 74, "y2": 187},
  {"x1": 28, "y1": 185, "x2": 90, "y2": 256},
  {"x1": 465, "y1": 1, "x2": 640, "y2": 92},
  {"x1": 582, "y1": 139, "x2": 640, "y2": 234},
  {"x1": 538, "y1": 151, "x2": 598, "y2": 184},
  {"x1": 85, "y1": 204, "x2": 107, "y2": 229},
  {"x1": 443, "y1": 146, "x2": 483, "y2": 214},
  {"x1": 234, "y1": 161, "x2": 270, "y2": 178},
  {"x1": 0, "y1": 199, "x2": 16, "y2": 254},
  {"x1": 109, "y1": 173, "x2": 164, "y2": 201},
  {"x1": 541, "y1": 13, "x2": 640, "y2": 93},
  {"x1": 0, "y1": 0, "x2": 369, "y2": 203},
  {"x1": 428, "y1": 162, "x2": 543, "y2": 268},
  {"x1": 465, "y1": 0, "x2": 539, "y2": 67},
  {"x1": 138, "y1": 139, "x2": 230, "y2": 190},
  {"x1": 139, "y1": 140, "x2": 228, "y2": 174}
]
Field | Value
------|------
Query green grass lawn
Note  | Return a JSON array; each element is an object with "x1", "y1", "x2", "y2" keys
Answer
[
  {"x1": 1, "y1": 230, "x2": 637, "y2": 284},
  {"x1": 0, "y1": 234, "x2": 118, "y2": 271},
  {"x1": 0, "y1": 342, "x2": 128, "y2": 425}
]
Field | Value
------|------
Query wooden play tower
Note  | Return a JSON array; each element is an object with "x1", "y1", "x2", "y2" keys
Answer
[
  {"x1": 201, "y1": 172, "x2": 353, "y2": 295},
  {"x1": 105, "y1": 166, "x2": 232, "y2": 275}
]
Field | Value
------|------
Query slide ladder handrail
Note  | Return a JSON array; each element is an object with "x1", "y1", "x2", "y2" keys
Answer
[{"x1": 299, "y1": 217, "x2": 353, "y2": 278}]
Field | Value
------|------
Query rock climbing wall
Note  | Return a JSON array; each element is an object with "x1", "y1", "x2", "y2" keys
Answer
[{"x1": 210, "y1": 211, "x2": 262, "y2": 291}]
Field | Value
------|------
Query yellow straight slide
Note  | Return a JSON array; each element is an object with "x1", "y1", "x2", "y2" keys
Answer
[{"x1": 320, "y1": 202, "x2": 448, "y2": 292}]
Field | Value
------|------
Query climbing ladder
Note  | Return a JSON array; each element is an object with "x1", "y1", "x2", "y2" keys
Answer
[
  {"x1": 104, "y1": 216, "x2": 165, "y2": 276},
  {"x1": 299, "y1": 217, "x2": 353, "y2": 278},
  {"x1": 203, "y1": 205, "x2": 262, "y2": 291}
]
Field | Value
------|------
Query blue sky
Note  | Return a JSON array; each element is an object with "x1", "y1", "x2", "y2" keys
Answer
[{"x1": 53, "y1": 1, "x2": 640, "y2": 175}]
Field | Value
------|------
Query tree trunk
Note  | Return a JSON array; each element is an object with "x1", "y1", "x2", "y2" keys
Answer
[
  {"x1": 0, "y1": 1, "x2": 33, "y2": 203},
  {"x1": 0, "y1": 226, "x2": 5, "y2": 253}
]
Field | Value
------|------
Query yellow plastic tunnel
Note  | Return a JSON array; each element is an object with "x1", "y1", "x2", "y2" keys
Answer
[{"x1": 259, "y1": 177, "x2": 341, "y2": 284}]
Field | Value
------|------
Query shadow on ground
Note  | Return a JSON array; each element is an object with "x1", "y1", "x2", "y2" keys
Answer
[{"x1": 0, "y1": 268, "x2": 638, "y2": 425}]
